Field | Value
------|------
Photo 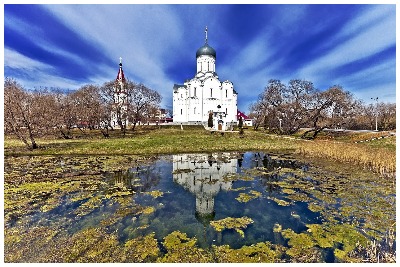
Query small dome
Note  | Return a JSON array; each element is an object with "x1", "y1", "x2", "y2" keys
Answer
[{"x1": 196, "y1": 43, "x2": 216, "y2": 58}]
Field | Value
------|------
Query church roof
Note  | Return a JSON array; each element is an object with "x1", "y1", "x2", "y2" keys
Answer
[
  {"x1": 116, "y1": 61, "x2": 125, "y2": 82},
  {"x1": 237, "y1": 110, "x2": 249, "y2": 120},
  {"x1": 196, "y1": 43, "x2": 216, "y2": 58},
  {"x1": 173, "y1": 84, "x2": 186, "y2": 91}
]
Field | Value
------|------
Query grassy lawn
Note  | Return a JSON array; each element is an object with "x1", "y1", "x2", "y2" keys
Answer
[
  {"x1": 4, "y1": 125, "x2": 395, "y2": 177},
  {"x1": 4, "y1": 126, "x2": 298, "y2": 156}
]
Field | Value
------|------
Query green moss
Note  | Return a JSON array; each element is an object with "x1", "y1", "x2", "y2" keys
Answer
[
  {"x1": 123, "y1": 233, "x2": 160, "y2": 262},
  {"x1": 235, "y1": 190, "x2": 262, "y2": 203},
  {"x1": 158, "y1": 231, "x2": 212, "y2": 263},
  {"x1": 273, "y1": 223, "x2": 282, "y2": 233},
  {"x1": 105, "y1": 190, "x2": 133, "y2": 199},
  {"x1": 306, "y1": 224, "x2": 336, "y2": 248},
  {"x1": 229, "y1": 186, "x2": 249, "y2": 192},
  {"x1": 308, "y1": 202, "x2": 324, "y2": 212},
  {"x1": 144, "y1": 190, "x2": 164, "y2": 198},
  {"x1": 141, "y1": 206, "x2": 156, "y2": 215},
  {"x1": 268, "y1": 196, "x2": 291, "y2": 206},
  {"x1": 213, "y1": 242, "x2": 285, "y2": 263},
  {"x1": 74, "y1": 195, "x2": 104, "y2": 217},
  {"x1": 280, "y1": 222, "x2": 370, "y2": 262},
  {"x1": 65, "y1": 227, "x2": 122, "y2": 263},
  {"x1": 210, "y1": 216, "x2": 254, "y2": 238},
  {"x1": 4, "y1": 180, "x2": 83, "y2": 222},
  {"x1": 281, "y1": 228, "x2": 322, "y2": 262}
]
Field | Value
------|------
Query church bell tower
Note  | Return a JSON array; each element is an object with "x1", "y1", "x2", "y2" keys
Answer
[{"x1": 111, "y1": 58, "x2": 128, "y2": 128}]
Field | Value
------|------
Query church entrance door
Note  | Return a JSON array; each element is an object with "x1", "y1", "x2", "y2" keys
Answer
[{"x1": 218, "y1": 123, "x2": 222, "y2": 131}]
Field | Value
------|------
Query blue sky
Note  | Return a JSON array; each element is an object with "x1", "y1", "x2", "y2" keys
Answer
[{"x1": 3, "y1": 3, "x2": 397, "y2": 113}]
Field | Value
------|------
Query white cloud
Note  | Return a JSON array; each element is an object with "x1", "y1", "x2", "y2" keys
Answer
[
  {"x1": 296, "y1": 6, "x2": 395, "y2": 80},
  {"x1": 4, "y1": 48, "x2": 85, "y2": 90},
  {"x1": 339, "y1": 5, "x2": 395, "y2": 38},
  {"x1": 4, "y1": 48, "x2": 53, "y2": 71},
  {"x1": 43, "y1": 5, "x2": 184, "y2": 104},
  {"x1": 5, "y1": 12, "x2": 87, "y2": 67}
]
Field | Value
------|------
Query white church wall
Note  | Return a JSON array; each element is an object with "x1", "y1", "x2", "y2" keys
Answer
[
  {"x1": 172, "y1": 31, "x2": 238, "y2": 126},
  {"x1": 197, "y1": 55, "x2": 215, "y2": 73}
]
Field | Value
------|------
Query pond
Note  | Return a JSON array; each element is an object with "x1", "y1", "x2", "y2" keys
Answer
[{"x1": 4, "y1": 152, "x2": 396, "y2": 263}]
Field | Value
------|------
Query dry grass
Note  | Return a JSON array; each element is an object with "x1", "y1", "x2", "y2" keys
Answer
[
  {"x1": 297, "y1": 140, "x2": 396, "y2": 178},
  {"x1": 349, "y1": 131, "x2": 395, "y2": 142}
]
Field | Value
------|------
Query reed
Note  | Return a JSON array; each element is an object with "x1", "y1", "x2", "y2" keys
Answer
[
  {"x1": 349, "y1": 131, "x2": 395, "y2": 142},
  {"x1": 297, "y1": 140, "x2": 396, "y2": 178}
]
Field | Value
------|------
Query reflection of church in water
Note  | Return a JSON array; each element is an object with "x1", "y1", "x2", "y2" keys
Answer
[{"x1": 172, "y1": 153, "x2": 238, "y2": 221}]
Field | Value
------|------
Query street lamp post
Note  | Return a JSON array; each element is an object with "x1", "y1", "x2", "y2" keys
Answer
[{"x1": 371, "y1": 97, "x2": 378, "y2": 131}]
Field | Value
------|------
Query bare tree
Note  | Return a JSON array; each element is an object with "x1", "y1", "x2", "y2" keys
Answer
[
  {"x1": 301, "y1": 85, "x2": 359, "y2": 138},
  {"x1": 377, "y1": 102, "x2": 396, "y2": 130},
  {"x1": 4, "y1": 78, "x2": 58, "y2": 149},
  {"x1": 126, "y1": 82, "x2": 162, "y2": 132},
  {"x1": 251, "y1": 79, "x2": 359, "y2": 138},
  {"x1": 249, "y1": 79, "x2": 286, "y2": 131},
  {"x1": 66, "y1": 84, "x2": 104, "y2": 135},
  {"x1": 53, "y1": 91, "x2": 77, "y2": 139},
  {"x1": 99, "y1": 80, "x2": 134, "y2": 135}
]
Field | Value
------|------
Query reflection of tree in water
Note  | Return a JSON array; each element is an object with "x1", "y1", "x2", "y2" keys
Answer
[
  {"x1": 251, "y1": 152, "x2": 304, "y2": 170},
  {"x1": 110, "y1": 165, "x2": 161, "y2": 193},
  {"x1": 250, "y1": 152, "x2": 307, "y2": 195}
]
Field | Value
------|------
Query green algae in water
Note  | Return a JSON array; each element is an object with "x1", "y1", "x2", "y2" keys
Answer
[
  {"x1": 235, "y1": 190, "x2": 262, "y2": 203},
  {"x1": 144, "y1": 190, "x2": 164, "y2": 198},
  {"x1": 210, "y1": 216, "x2": 254, "y2": 238},
  {"x1": 4, "y1": 152, "x2": 396, "y2": 263},
  {"x1": 158, "y1": 231, "x2": 212, "y2": 263},
  {"x1": 212, "y1": 241, "x2": 285, "y2": 263}
]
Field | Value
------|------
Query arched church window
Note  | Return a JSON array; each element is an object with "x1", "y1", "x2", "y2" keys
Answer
[
  {"x1": 226, "y1": 89, "x2": 228, "y2": 98},
  {"x1": 210, "y1": 88, "x2": 213, "y2": 98},
  {"x1": 194, "y1": 107, "x2": 196, "y2": 114},
  {"x1": 181, "y1": 109, "x2": 183, "y2": 115},
  {"x1": 194, "y1": 87, "x2": 196, "y2": 97}
]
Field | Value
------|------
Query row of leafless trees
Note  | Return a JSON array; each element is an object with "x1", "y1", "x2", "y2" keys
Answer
[
  {"x1": 4, "y1": 78, "x2": 161, "y2": 149},
  {"x1": 249, "y1": 79, "x2": 395, "y2": 138}
]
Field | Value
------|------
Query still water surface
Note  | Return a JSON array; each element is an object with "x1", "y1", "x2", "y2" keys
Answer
[
  {"x1": 6, "y1": 151, "x2": 395, "y2": 262},
  {"x1": 45, "y1": 152, "x2": 320, "y2": 249}
]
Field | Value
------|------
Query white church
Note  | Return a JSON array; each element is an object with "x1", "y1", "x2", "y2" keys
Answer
[{"x1": 173, "y1": 27, "x2": 238, "y2": 131}]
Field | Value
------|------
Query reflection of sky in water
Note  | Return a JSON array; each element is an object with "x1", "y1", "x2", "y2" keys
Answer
[
  {"x1": 19, "y1": 152, "x2": 321, "y2": 250},
  {"x1": 119, "y1": 152, "x2": 321, "y2": 249}
]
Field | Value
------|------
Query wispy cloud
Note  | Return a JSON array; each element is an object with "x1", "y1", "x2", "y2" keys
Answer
[
  {"x1": 43, "y1": 4, "x2": 184, "y2": 106},
  {"x1": 4, "y1": 48, "x2": 84, "y2": 90},
  {"x1": 4, "y1": 48, "x2": 52, "y2": 71},
  {"x1": 4, "y1": 4, "x2": 396, "y2": 112},
  {"x1": 296, "y1": 5, "x2": 395, "y2": 82}
]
